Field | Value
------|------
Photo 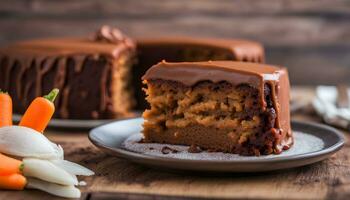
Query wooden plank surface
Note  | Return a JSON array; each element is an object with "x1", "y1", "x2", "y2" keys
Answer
[
  {"x1": 1, "y1": 87, "x2": 350, "y2": 200},
  {"x1": 1, "y1": 0, "x2": 349, "y2": 46},
  {"x1": 1, "y1": 0, "x2": 350, "y2": 16},
  {"x1": 0, "y1": 0, "x2": 349, "y2": 85}
]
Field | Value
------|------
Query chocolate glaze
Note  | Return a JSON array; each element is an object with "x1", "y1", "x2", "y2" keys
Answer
[
  {"x1": 143, "y1": 61, "x2": 280, "y2": 87},
  {"x1": 0, "y1": 26, "x2": 136, "y2": 119},
  {"x1": 142, "y1": 60, "x2": 292, "y2": 150}
]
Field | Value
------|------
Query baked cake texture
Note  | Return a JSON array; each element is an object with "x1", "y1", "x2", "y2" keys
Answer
[
  {"x1": 142, "y1": 61, "x2": 292, "y2": 156},
  {"x1": 0, "y1": 26, "x2": 265, "y2": 119},
  {"x1": 0, "y1": 26, "x2": 136, "y2": 119}
]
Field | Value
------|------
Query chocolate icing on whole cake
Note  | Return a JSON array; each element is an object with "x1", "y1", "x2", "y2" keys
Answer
[
  {"x1": 0, "y1": 26, "x2": 136, "y2": 119},
  {"x1": 142, "y1": 61, "x2": 292, "y2": 152}
]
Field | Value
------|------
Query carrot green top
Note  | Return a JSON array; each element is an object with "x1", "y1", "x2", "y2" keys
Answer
[
  {"x1": 0, "y1": 89, "x2": 8, "y2": 94},
  {"x1": 43, "y1": 88, "x2": 59, "y2": 102}
]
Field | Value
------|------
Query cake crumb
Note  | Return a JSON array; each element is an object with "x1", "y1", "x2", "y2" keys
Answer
[
  {"x1": 188, "y1": 144, "x2": 202, "y2": 153},
  {"x1": 161, "y1": 146, "x2": 179, "y2": 154}
]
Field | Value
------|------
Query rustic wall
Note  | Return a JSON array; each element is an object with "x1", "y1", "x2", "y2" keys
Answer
[{"x1": 0, "y1": 0, "x2": 349, "y2": 85}]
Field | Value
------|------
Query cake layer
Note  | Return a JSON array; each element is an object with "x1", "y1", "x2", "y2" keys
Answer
[
  {"x1": 144, "y1": 125, "x2": 283, "y2": 155},
  {"x1": 142, "y1": 61, "x2": 292, "y2": 155}
]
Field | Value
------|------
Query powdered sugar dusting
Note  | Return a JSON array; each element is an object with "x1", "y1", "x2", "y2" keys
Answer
[{"x1": 121, "y1": 131, "x2": 324, "y2": 161}]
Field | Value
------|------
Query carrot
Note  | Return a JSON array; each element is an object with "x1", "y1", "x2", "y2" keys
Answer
[
  {"x1": 0, "y1": 90, "x2": 12, "y2": 127},
  {"x1": 19, "y1": 89, "x2": 59, "y2": 133},
  {"x1": 0, "y1": 154, "x2": 23, "y2": 175},
  {"x1": 0, "y1": 174, "x2": 26, "y2": 190}
]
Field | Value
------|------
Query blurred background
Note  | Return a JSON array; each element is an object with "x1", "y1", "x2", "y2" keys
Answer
[{"x1": 0, "y1": 0, "x2": 349, "y2": 85}]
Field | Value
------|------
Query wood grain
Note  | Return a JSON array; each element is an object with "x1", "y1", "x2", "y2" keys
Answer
[
  {"x1": 88, "y1": 192, "x2": 227, "y2": 200},
  {"x1": 1, "y1": 88, "x2": 349, "y2": 200},
  {"x1": 1, "y1": 0, "x2": 350, "y2": 17},
  {"x1": 1, "y1": 17, "x2": 350, "y2": 46}
]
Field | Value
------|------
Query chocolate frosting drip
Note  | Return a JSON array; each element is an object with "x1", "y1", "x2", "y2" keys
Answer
[
  {"x1": 0, "y1": 54, "x2": 129, "y2": 119},
  {"x1": 142, "y1": 60, "x2": 292, "y2": 148}
]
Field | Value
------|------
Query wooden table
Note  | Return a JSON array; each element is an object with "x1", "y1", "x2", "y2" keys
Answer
[{"x1": 2, "y1": 87, "x2": 350, "y2": 200}]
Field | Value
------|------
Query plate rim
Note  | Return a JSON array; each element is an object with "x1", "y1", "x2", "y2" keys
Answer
[
  {"x1": 89, "y1": 117, "x2": 346, "y2": 165},
  {"x1": 13, "y1": 114, "x2": 139, "y2": 129}
]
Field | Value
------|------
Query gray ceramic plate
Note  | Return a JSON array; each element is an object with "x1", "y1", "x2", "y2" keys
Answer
[{"x1": 89, "y1": 117, "x2": 345, "y2": 172}]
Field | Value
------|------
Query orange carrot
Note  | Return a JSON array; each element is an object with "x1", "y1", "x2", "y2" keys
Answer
[
  {"x1": 0, "y1": 154, "x2": 23, "y2": 175},
  {"x1": 0, "y1": 90, "x2": 12, "y2": 127},
  {"x1": 19, "y1": 89, "x2": 59, "y2": 133},
  {"x1": 0, "y1": 174, "x2": 26, "y2": 190}
]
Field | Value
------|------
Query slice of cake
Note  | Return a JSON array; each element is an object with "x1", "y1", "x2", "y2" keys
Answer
[
  {"x1": 142, "y1": 61, "x2": 292, "y2": 156},
  {"x1": 134, "y1": 37, "x2": 265, "y2": 109},
  {"x1": 0, "y1": 26, "x2": 136, "y2": 119}
]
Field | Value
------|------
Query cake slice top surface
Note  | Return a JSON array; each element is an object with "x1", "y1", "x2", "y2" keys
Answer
[{"x1": 142, "y1": 60, "x2": 286, "y2": 88}]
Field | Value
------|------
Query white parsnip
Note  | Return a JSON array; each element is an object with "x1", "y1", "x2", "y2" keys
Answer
[
  {"x1": 27, "y1": 178, "x2": 81, "y2": 198},
  {"x1": 50, "y1": 159, "x2": 94, "y2": 176},
  {"x1": 23, "y1": 158, "x2": 78, "y2": 186},
  {"x1": 0, "y1": 126, "x2": 63, "y2": 159},
  {"x1": 0, "y1": 126, "x2": 95, "y2": 198}
]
